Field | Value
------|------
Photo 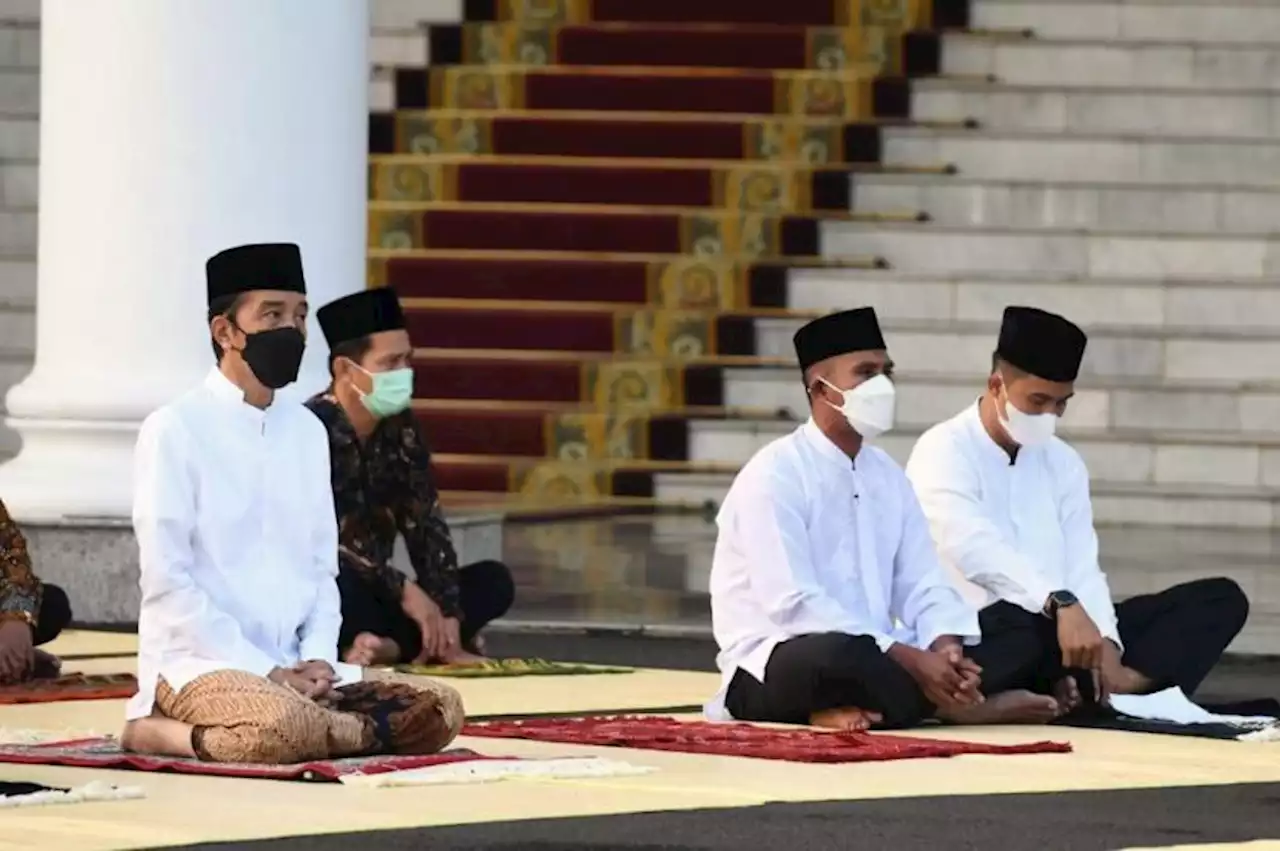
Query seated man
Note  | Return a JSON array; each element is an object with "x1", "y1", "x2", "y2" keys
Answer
[
  {"x1": 708, "y1": 308, "x2": 1060, "y2": 730},
  {"x1": 0, "y1": 499, "x2": 72, "y2": 683},
  {"x1": 308, "y1": 287, "x2": 515, "y2": 668},
  {"x1": 905, "y1": 306, "x2": 1249, "y2": 711},
  {"x1": 122, "y1": 244, "x2": 461, "y2": 765}
]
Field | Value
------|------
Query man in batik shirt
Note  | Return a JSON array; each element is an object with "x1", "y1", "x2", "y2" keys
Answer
[
  {"x1": 307, "y1": 287, "x2": 514, "y2": 668},
  {"x1": 0, "y1": 498, "x2": 72, "y2": 683}
]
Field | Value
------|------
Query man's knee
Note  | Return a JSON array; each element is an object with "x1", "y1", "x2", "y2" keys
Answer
[
  {"x1": 33, "y1": 584, "x2": 72, "y2": 646},
  {"x1": 1194, "y1": 577, "x2": 1250, "y2": 634},
  {"x1": 769, "y1": 633, "x2": 926, "y2": 728},
  {"x1": 196, "y1": 702, "x2": 332, "y2": 764},
  {"x1": 463, "y1": 559, "x2": 515, "y2": 620}
]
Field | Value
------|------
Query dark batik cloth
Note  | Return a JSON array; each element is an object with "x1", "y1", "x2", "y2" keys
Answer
[
  {"x1": 0, "y1": 499, "x2": 43, "y2": 627},
  {"x1": 305, "y1": 394, "x2": 461, "y2": 617}
]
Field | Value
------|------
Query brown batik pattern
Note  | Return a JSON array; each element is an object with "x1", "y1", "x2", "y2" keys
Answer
[
  {"x1": 305, "y1": 395, "x2": 461, "y2": 617},
  {"x1": 155, "y1": 670, "x2": 460, "y2": 764},
  {"x1": 0, "y1": 499, "x2": 42, "y2": 626}
]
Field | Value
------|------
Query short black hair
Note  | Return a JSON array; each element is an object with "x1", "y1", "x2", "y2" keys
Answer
[
  {"x1": 208, "y1": 294, "x2": 246, "y2": 361},
  {"x1": 992, "y1": 352, "x2": 1028, "y2": 379},
  {"x1": 329, "y1": 334, "x2": 373, "y2": 376}
]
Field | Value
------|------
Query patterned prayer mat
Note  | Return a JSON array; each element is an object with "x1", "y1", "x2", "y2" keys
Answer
[
  {"x1": 0, "y1": 673, "x2": 138, "y2": 705},
  {"x1": 0, "y1": 737, "x2": 502, "y2": 782},
  {"x1": 385, "y1": 658, "x2": 633, "y2": 678},
  {"x1": 462, "y1": 716, "x2": 1074, "y2": 763}
]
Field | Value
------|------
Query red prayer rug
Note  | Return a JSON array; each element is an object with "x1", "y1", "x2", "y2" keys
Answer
[
  {"x1": 462, "y1": 716, "x2": 1073, "y2": 763},
  {"x1": 0, "y1": 673, "x2": 138, "y2": 705},
  {"x1": 0, "y1": 737, "x2": 503, "y2": 782}
]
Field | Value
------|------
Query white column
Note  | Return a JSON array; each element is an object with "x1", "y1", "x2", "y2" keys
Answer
[{"x1": 0, "y1": 0, "x2": 368, "y2": 521}]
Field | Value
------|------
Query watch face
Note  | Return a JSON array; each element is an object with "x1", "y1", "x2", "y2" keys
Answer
[{"x1": 1053, "y1": 591, "x2": 1078, "y2": 607}]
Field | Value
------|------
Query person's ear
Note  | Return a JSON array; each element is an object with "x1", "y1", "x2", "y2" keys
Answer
[
  {"x1": 987, "y1": 372, "x2": 1003, "y2": 397},
  {"x1": 211, "y1": 316, "x2": 238, "y2": 354}
]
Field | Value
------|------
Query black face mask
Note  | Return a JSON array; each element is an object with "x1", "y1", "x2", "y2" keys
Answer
[{"x1": 238, "y1": 326, "x2": 306, "y2": 390}]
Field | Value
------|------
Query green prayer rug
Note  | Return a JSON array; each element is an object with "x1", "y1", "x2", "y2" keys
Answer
[{"x1": 384, "y1": 658, "x2": 634, "y2": 678}]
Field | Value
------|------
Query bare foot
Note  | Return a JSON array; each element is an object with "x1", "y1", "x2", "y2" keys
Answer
[
  {"x1": 121, "y1": 716, "x2": 198, "y2": 758},
  {"x1": 1107, "y1": 665, "x2": 1154, "y2": 696},
  {"x1": 343, "y1": 633, "x2": 401, "y2": 667},
  {"x1": 810, "y1": 707, "x2": 883, "y2": 732},
  {"x1": 1054, "y1": 676, "x2": 1082, "y2": 714},
  {"x1": 440, "y1": 649, "x2": 488, "y2": 666},
  {"x1": 31, "y1": 650, "x2": 62, "y2": 679},
  {"x1": 937, "y1": 690, "x2": 1061, "y2": 725}
]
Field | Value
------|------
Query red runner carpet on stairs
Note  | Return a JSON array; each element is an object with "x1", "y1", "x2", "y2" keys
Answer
[
  {"x1": 371, "y1": 207, "x2": 821, "y2": 257},
  {"x1": 374, "y1": 112, "x2": 884, "y2": 163},
  {"x1": 409, "y1": 66, "x2": 898, "y2": 118},
  {"x1": 462, "y1": 716, "x2": 1072, "y2": 763},
  {"x1": 466, "y1": 0, "x2": 969, "y2": 28},
  {"x1": 430, "y1": 22, "x2": 904, "y2": 72},
  {"x1": 368, "y1": 158, "x2": 856, "y2": 210},
  {"x1": 372, "y1": 0, "x2": 955, "y2": 502}
]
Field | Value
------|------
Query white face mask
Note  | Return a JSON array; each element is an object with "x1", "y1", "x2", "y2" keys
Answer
[
  {"x1": 819, "y1": 374, "x2": 896, "y2": 439},
  {"x1": 999, "y1": 393, "x2": 1057, "y2": 447}
]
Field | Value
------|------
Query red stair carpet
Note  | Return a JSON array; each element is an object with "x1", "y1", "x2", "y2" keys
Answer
[{"x1": 367, "y1": 0, "x2": 971, "y2": 510}]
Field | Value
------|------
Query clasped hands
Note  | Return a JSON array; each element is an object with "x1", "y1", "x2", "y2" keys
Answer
[
  {"x1": 269, "y1": 659, "x2": 340, "y2": 706},
  {"x1": 890, "y1": 637, "x2": 984, "y2": 712}
]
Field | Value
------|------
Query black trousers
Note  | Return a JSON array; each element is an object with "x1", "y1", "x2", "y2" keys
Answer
[
  {"x1": 336, "y1": 560, "x2": 515, "y2": 662},
  {"x1": 1032, "y1": 577, "x2": 1248, "y2": 699},
  {"x1": 724, "y1": 601, "x2": 1046, "y2": 729},
  {"x1": 33, "y1": 583, "x2": 72, "y2": 647}
]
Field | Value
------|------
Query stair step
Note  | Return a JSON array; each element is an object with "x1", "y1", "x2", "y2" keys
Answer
[
  {"x1": 654, "y1": 470, "x2": 1280, "y2": 529},
  {"x1": 913, "y1": 79, "x2": 1280, "y2": 140},
  {"x1": 0, "y1": 67, "x2": 36, "y2": 115},
  {"x1": 884, "y1": 126, "x2": 1280, "y2": 187},
  {"x1": 942, "y1": 32, "x2": 1280, "y2": 91},
  {"x1": 0, "y1": 158, "x2": 34, "y2": 206},
  {"x1": 751, "y1": 315, "x2": 1280, "y2": 385},
  {"x1": 720, "y1": 363, "x2": 1280, "y2": 438},
  {"x1": 849, "y1": 174, "x2": 1280, "y2": 235},
  {"x1": 822, "y1": 221, "x2": 1280, "y2": 279},
  {"x1": 0, "y1": 20, "x2": 38, "y2": 68},
  {"x1": 972, "y1": 0, "x2": 1280, "y2": 44},
  {"x1": 688, "y1": 418, "x2": 1280, "y2": 491}
]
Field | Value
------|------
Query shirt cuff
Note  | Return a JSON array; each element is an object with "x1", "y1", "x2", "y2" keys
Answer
[{"x1": 917, "y1": 608, "x2": 982, "y2": 652}]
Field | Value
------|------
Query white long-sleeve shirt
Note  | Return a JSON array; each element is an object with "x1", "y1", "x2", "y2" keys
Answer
[
  {"x1": 707, "y1": 419, "x2": 980, "y2": 719},
  {"x1": 127, "y1": 368, "x2": 356, "y2": 720},
  {"x1": 905, "y1": 402, "x2": 1120, "y2": 646}
]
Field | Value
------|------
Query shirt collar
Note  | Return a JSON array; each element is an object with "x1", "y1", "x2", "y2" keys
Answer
[
  {"x1": 963, "y1": 398, "x2": 1019, "y2": 466},
  {"x1": 315, "y1": 392, "x2": 360, "y2": 449},
  {"x1": 203, "y1": 366, "x2": 271, "y2": 419},
  {"x1": 801, "y1": 418, "x2": 857, "y2": 469}
]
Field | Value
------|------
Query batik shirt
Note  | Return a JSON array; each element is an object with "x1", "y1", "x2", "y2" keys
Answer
[
  {"x1": 305, "y1": 394, "x2": 461, "y2": 618},
  {"x1": 0, "y1": 499, "x2": 42, "y2": 626}
]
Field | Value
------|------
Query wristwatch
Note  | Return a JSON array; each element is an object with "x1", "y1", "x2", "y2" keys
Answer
[{"x1": 1043, "y1": 589, "x2": 1079, "y2": 619}]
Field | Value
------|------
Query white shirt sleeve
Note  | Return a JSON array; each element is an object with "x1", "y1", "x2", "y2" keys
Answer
[
  {"x1": 891, "y1": 476, "x2": 982, "y2": 648},
  {"x1": 1057, "y1": 449, "x2": 1121, "y2": 647},
  {"x1": 906, "y1": 430, "x2": 1055, "y2": 616},
  {"x1": 732, "y1": 462, "x2": 897, "y2": 651},
  {"x1": 297, "y1": 421, "x2": 343, "y2": 666},
  {"x1": 132, "y1": 410, "x2": 278, "y2": 678}
]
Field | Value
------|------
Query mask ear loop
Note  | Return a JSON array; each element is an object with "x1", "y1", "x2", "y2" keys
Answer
[{"x1": 815, "y1": 376, "x2": 847, "y2": 416}]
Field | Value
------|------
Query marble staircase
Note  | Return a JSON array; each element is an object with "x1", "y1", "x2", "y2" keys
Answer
[{"x1": 0, "y1": 5, "x2": 37, "y2": 461}]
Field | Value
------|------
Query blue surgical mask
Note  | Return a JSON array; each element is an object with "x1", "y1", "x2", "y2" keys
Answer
[{"x1": 354, "y1": 366, "x2": 414, "y2": 418}]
